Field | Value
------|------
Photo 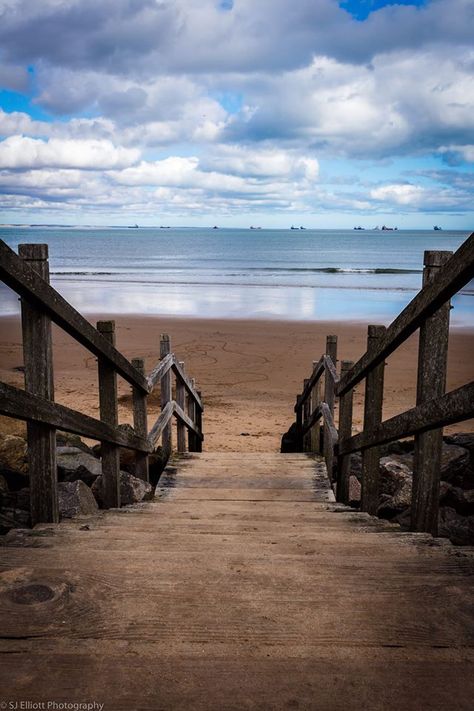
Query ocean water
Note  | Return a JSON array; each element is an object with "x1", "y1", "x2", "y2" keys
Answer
[{"x1": 0, "y1": 227, "x2": 472, "y2": 325}]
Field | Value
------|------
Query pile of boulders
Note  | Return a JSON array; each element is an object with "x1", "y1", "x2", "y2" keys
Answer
[
  {"x1": 346, "y1": 433, "x2": 474, "y2": 545},
  {"x1": 0, "y1": 430, "x2": 166, "y2": 534}
]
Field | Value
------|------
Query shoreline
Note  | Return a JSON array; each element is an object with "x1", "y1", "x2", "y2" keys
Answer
[{"x1": 1, "y1": 314, "x2": 473, "y2": 451}]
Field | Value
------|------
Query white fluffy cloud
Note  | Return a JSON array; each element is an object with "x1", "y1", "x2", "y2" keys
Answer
[
  {"x1": 0, "y1": 0, "x2": 473, "y2": 221},
  {"x1": 0, "y1": 135, "x2": 140, "y2": 169}
]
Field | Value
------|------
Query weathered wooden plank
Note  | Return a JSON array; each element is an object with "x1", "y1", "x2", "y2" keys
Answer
[
  {"x1": 295, "y1": 356, "x2": 324, "y2": 411},
  {"x1": 321, "y1": 403, "x2": 338, "y2": 483},
  {"x1": 132, "y1": 357, "x2": 149, "y2": 482},
  {"x1": 310, "y1": 360, "x2": 321, "y2": 453},
  {"x1": 339, "y1": 381, "x2": 474, "y2": 455},
  {"x1": 337, "y1": 231, "x2": 474, "y2": 396},
  {"x1": 361, "y1": 325, "x2": 386, "y2": 515},
  {"x1": 324, "y1": 354, "x2": 339, "y2": 385},
  {"x1": 149, "y1": 401, "x2": 175, "y2": 449},
  {"x1": 411, "y1": 251, "x2": 452, "y2": 536},
  {"x1": 97, "y1": 321, "x2": 121, "y2": 508},
  {"x1": 19, "y1": 244, "x2": 59, "y2": 526},
  {"x1": 302, "y1": 404, "x2": 322, "y2": 436},
  {"x1": 174, "y1": 401, "x2": 204, "y2": 440},
  {"x1": 0, "y1": 381, "x2": 151, "y2": 451},
  {"x1": 336, "y1": 360, "x2": 354, "y2": 504},
  {"x1": 147, "y1": 353, "x2": 173, "y2": 391},
  {"x1": 303, "y1": 378, "x2": 311, "y2": 452},
  {"x1": 196, "y1": 390, "x2": 203, "y2": 452},
  {"x1": 0, "y1": 239, "x2": 148, "y2": 393},
  {"x1": 176, "y1": 361, "x2": 187, "y2": 453},
  {"x1": 171, "y1": 356, "x2": 203, "y2": 410},
  {"x1": 188, "y1": 377, "x2": 198, "y2": 452},
  {"x1": 160, "y1": 334, "x2": 173, "y2": 456}
]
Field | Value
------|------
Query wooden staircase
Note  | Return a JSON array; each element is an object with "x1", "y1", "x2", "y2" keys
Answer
[{"x1": 1, "y1": 452, "x2": 474, "y2": 710}]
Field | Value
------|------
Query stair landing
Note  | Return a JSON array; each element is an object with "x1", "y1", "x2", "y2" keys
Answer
[{"x1": 1, "y1": 452, "x2": 474, "y2": 710}]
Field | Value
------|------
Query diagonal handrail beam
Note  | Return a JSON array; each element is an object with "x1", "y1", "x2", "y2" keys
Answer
[
  {"x1": 337, "y1": 232, "x2": 474, "y2": 396},
  {"x1": 0, "y1": 239, "x2": 149, "y2": 393}
]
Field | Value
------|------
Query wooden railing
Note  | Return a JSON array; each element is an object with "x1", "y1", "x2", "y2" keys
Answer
[
  {"x1": 291, "y1": 232, "x2": 474, "y2": 536},
  {"x1": 0, "y1": 240, "x2": 203, "y2": 525}
]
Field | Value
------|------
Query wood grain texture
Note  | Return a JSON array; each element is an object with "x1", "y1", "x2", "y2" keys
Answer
[
  {"x1": 337, "y1": 231, "x2": 474, "y2": 395},
  {"x1": 411, "y1": 252, "x2": 452, "y2": 536},
  {"x1": 0, "y1": 239, "x2": 148, "y2": 392},
  {"x1": 1, "y1": 452, "x2": 473, "y2": 710},
  {"x1": 19, "y1": 243, "x2": 58, "y2": 525}
]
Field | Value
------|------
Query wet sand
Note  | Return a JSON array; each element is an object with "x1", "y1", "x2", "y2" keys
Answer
[{"x1": 0, "y1": 314, "x2": 473, "y2": 451}]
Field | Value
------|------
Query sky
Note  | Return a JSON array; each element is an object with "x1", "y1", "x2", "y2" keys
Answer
[{"x1": 0, "y1": 0, "x2": 473, "y2": 229}]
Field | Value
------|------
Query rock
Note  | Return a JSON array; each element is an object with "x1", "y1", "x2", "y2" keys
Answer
[
  {"x1": 348, "y1": 475, "x2": 361, "y2": 507},
  {"x1": 281, "y1": 423, "x2": 300, "y2": 453},
  {"x1": 444, "y1": 433, "x2": 474, "y2": 457},
  {"x1": 1, "y1": 487, "x2": 30, "y2": 511},
  {"x1": 58, "y1": 480, "x2": 99, "y2": 518},
  {"x1": 393, "y1": 507, "x2": 411, "y2": 531},
  {"x1": 439, "y1": 480, "x2": 453, "y2": 504},
  {"x1": 380, "y1": 439, "x2": 414, "y2": 457},
  {"x1": 0, "y1": 474, "x2": 8, "y2": 494},
  {"x1": 441, "y1": 486, "x2": 474, "y2": 516},
  {"x1": 349, "y1": 452, "x2": 362, "y2": 481},
  {"x1": 439, "y1": 444, "x2": 470, "y2": 482},
  {"x1": 92, "y1": 435, "x2": 166, "y2": 486},
  {"x1": 378, "y1": 455, "x2": 413, "y2": 518},
  {"x1": 0, "y1": 507, "x2": 30, "y2": 534},
  {"x1": 379, "y1": 455, "x2": 413, "y2": 496},
  {"x1": 438, "y1": 506, "x2": 474, "y2": 546},
  {"x1": 56, "y1": 431, "x2": 94, "y2": 454},
  {"x1": 0, "y1": 434, "x2": 28, "y2": 474},
  {"x1": 92, "y1": 471, "x2": 153, "y2": 507},
  {"x1": 56, "y1": 447, "x2": 102, "y2": 486}
]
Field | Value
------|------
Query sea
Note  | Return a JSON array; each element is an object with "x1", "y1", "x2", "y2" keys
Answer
[{"x1": 0, "y1": 227, "x2": 472, "y2": 326}]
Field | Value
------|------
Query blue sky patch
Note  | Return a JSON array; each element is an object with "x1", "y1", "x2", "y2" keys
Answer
[{"x1": 340, "y1": 0, "x2": 427, "y2": 21}]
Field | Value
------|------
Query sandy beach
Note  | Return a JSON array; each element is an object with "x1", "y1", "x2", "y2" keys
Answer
[{"x1": 0, "y1": 314, "x2": 472, "y2": 451}]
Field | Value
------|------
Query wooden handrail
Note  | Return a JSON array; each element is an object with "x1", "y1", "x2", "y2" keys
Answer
[
  {"x1": 0, "y1": 240, "x2": 149, "y2": 394},
  {"x1": 337, "y1": 232, "x2": 474, "y2": 396},
  {"x1": 339, "y1": 381, "x2": 474, "y2": 455},
  {"x1": 147, "y1": 353, "x2": 174, "y2": 390},
  {"x1": 295, "y1": 356, "x2": 324, "y2": 411},
  {"x1": 171, "y1": 356, "x2": 203, "y2": 410},
  {"x1": 286, "y1": 234, "x2": 474, "y2": 535},
  {"x1": 148, "y1": 399, "x2": 204, "y2": 449},
  {"x1": 0, "y1": 381, "x2": 152, "y2": 452},
  {"x1": 0, "y1": 242, "x2": 205, "y2": 522}
]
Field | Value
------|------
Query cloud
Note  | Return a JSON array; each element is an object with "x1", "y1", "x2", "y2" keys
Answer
[{"x1": 0, "y1": 135, "x2": 140, "y2": 169}]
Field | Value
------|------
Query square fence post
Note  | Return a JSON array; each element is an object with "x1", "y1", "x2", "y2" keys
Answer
[
  {"x1": 160, "y1": 334, "x2": 172, "y2": 456},
  {"x1": 336, "y1": 360, "x2": 354, "y2": 504},
  {"x1": 19, "y1": 244, "x2": 58, "y2": 525},
  {"x1": 310, "y1": 360, "x2": 321, "y2": 453},
  {"x1": 176, "y1": 361, "x2": 187, "y2": 453},
  {"x1": 411, "y1": 250, "x2": 452, "y2": 535},
  {"x1": 131, "y1": 357, "x2": 149, "y2": 482},
  {"x1": 361, "y1": 325, "x2": 386, "y2": 515},
  {"x1": 97, "y1": 320, "x2": 121, "y2": 508}
]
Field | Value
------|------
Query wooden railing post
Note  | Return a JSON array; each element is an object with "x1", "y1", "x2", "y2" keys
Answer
[
  {"x1": 295, "y1": 398, "x2": 303, "y2": 452},
  {"x1": 360, "y1": 325, "x2": 386, "y2": 514},
  {"x1": 160, "y1": 334, "x2": 172, "y2": 456},
  {"x1": 131, "y1": 357, "x2": 149, "y2": 482},
  {"x1": 176, "y1": 360, "x2": 186, "y2": 453},
  {"x1": 336, "y1": 360, "x2": 354, "y2": 503},
  {"x1": 97, "y1": 320, "x2": 121, "y2": 508},
  {"x1": 196, "y1": 390, "x2": 203, "y2": 453},
  {"x1": 411, "y1": 250, "x2": 452, "y2": 535},
  {"x1": 322, "y1": 335, "x2": 337, "y2": 454},
  {"x1": 19, "y1": 244, "x2": 58, "y2": 525},
  {"x1": 188, "y1": 378, "x2": 197, "y2": 452},
  {"x1": 310, "y1": 360, "x2": 321, "y2": 453},
  {"x1": 303, "y1": 378, "x2": 310, "y2": 451}
]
